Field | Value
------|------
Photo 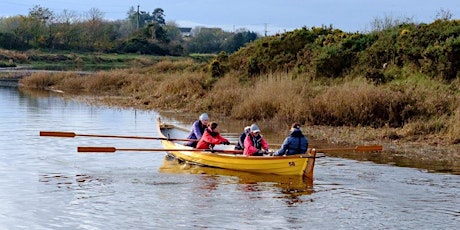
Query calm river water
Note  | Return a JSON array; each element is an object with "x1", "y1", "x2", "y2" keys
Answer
[{"x1": 0, "y1": 86, "x2": 458, "y2": 230}]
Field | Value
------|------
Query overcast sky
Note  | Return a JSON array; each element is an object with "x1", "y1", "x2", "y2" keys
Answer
[{"x1": 2, "y1": 0, "x2": 459, "y2": 35}]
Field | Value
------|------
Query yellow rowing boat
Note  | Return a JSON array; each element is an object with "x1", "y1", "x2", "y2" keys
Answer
[{"x1": 157, "y1": 118, "x2": 317, "y2": 180}]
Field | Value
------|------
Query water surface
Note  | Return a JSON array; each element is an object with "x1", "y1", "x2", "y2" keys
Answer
[{"x1": 0, "y1": 87, "x2": 458, "y2": 229}]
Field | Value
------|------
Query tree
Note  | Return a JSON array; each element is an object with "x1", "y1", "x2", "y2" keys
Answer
[
  {"x1": 187, "y1": 27, "x2": 226, "y2": 53},
  {"x1": 0, "y1": 16, "x2": 30, "y2": 46},
  {"x1": 53, "y1": 9, "x2": 81, "y2": 49},
  {"x1": 83, "y1": 8, "x2": 114, "y2": 50},
  {"x1": 164, "y1": 21, "x2": 182, "y2": 42},
  {"x1": 148, "y1": 8, "x2": 167, "y2": 42},
  {"x1": 152, "y1": 8, "x2": 165, "y2": 25},
  {"x1": 28, "y1": 5, "x2": 54, "y2": 46},
  {"x1": 127, "y1": 6, "x2": 153, "y2": 30},
  {"x1": 29, "y1": 5, "x2": 53, "y2": 22},
  {"x1": 221, "y1": 30, "x2": 258, "y2": 53}
]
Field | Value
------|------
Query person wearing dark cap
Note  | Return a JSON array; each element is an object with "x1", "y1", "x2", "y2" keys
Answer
[
  {"x1": 274, "y1": 123, "x2": 308, "y2": 156},
  {"x1": 196, "y1": 122, "x2": 230, "y2": 150},
  {"x1": 243, "y1": 124, "x2": 269, "y2": 156},
  {"x1": 186, "y1": 113, "x2": 209, "y2": 148},
  {"x1": 234, "y1": 126, "x2": 251, "y2": 150}
]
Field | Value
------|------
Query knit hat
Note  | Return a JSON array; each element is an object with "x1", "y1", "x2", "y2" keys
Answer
[
  {"x1": 250, "y1": 124, "x2": 261, "y2": 133},
  {"x1": 199, "y1": 113, "x2": 209, "y2": 121},
  {"x1": 291, "y1": 123, "x2": 301, "y2": 129}
]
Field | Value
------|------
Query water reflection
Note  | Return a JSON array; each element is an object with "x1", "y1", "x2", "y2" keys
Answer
[{"x1": 159, "y1": 155, "x2": 314, "y2": 206}]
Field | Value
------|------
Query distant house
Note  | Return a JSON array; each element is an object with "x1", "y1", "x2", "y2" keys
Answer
[{"x1": 178, "y1": 27, "x2": 192, "y2": 37}]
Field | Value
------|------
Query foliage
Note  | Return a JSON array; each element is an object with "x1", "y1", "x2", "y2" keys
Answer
[
  {"x1": 116, "y1": 37, "x2": 167, "y2": 55},
  {"x1": 0, "y1": 5, "x2": 260, "y2": 55},
  {"x1": 224, "y1": 20, "x2": 460, "y2": 82},
  {"x1": 0, "y1": 32, "x2": 30, "y2": 50}
]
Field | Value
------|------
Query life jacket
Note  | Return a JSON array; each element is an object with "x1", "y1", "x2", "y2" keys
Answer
[
  {"x1": 196, "y1": 128, "x2": 227, "y2": 149},
  {"x1": 248, "y1": 133, "x2": 263, "y2": 150}
]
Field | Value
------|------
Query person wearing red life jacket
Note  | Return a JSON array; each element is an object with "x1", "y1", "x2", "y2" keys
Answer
[
  {"x1": 243, "y1": 124, "x2": 269, "y2": 156},
  {"x1": 196, "y1": 122, "x2": 230, "y2": 150}
]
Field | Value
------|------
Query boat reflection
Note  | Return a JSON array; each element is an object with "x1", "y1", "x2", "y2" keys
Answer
[{"x1": 159, "y1": 155, "x2": 315, "y2": 204}]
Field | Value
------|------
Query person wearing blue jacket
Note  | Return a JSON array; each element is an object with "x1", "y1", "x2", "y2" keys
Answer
[
  {"x1": 274, "y1": 123, "x2": 308, "y2": 156},
  {"x1": 186, "y1": 113, "x2": 209, "y2": 148}
]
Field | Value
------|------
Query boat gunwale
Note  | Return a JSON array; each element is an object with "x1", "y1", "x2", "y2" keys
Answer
[{"x1": 157, "y1": 121, "x2": 310, "y2": 159}]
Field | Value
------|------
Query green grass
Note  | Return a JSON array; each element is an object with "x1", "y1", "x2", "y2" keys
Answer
[{"x1": 1, "y1": 49, "x2": 194, "y2": 71}]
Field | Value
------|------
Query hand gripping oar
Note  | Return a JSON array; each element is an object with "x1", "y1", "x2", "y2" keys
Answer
[
  {"x1": 315, "y1": 145, "x2": 383, "y2": 152},
  {"x1": 40, "y1": 131, "x2": 198, "y2": 142},
  {"x1": 77, "y1": 146, "x2": 243, "y2": 154}
]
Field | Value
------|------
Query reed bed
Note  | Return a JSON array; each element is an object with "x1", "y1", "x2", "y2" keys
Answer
[{"x1": 19, "y1": 60, "x2": 460, "y2": 147}]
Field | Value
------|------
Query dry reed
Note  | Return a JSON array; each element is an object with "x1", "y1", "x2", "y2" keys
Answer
[{"x1": 19, "y1": 61, "x2": 460, "y2": 146}]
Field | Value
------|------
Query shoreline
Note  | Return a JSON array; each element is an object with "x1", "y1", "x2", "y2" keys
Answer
[{"x1": 76, "y1": 94, "x2": 460, "y2": 175}]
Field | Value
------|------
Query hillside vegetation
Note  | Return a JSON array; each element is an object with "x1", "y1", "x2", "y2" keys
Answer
[{"x1": 19, "y1": 19, "x2": 460, "y2": 147}]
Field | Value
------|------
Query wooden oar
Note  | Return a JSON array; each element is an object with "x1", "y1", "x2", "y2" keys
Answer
[
  {"x1": 315, "y1": 145, "x2": 383, "y2": 152},
  {"x1": 77, "y1": 146, "x2": 243, "y2": 154},
  {"x1": 40, "y1": 131, "x2": 198, "y2": 142}
]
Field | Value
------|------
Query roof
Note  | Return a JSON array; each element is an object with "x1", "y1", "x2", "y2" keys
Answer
[{"x1": 178, "y1": 27, "x2": 192, "y2": 33}]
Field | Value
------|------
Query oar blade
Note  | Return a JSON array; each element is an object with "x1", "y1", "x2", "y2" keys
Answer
[
  {"x1": 40, "y1": 131, "x2": 76, "y2": 138},
  {"x1": 78, "y1": 147, "x2": 116, "y2": 153},
  {"x1": 355, "y1": 145, "x2": 383, "y2": 151}
]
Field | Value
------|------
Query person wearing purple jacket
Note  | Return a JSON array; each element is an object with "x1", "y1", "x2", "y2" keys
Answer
[{"x1": 186, "y1": 113, "x2": 210, "y2": 148}]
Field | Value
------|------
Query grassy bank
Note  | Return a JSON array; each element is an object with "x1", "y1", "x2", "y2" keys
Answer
[
  {"x1": 18, "y1": 59, "x2": 460, "y2": 174},
  {"x1": 0, "y1": 49, "x2": 201, "y2": 70}
]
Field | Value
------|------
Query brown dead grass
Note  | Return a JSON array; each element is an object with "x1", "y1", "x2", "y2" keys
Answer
[{"x1": 18, "y1": 60, "x2": 460, "y2": 173}]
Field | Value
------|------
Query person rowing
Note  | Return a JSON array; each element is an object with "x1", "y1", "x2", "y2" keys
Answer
[
  {"x1": 185, "y1": 113, "x2": 209, "y2": 148},
  {"x1": 243, "y1": 124, "x2": 269, "y2": 156},
  {"x1": 273, "y1": 123, "x2": 308, "y2": 156},
  {"x1": 196, "y1": 122, "x2": 230, "y2": 150}
]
